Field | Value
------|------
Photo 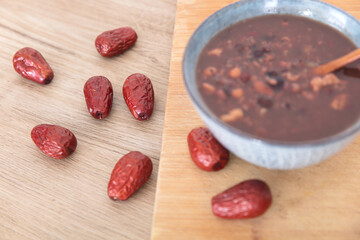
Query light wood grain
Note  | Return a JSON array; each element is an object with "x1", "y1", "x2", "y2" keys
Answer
[
  {"x1": 152, "y1": 0, "x2": 360, "y2": 239},
  {"x1": 0, "y1": 0, "x2": 176, "y2": 239}
]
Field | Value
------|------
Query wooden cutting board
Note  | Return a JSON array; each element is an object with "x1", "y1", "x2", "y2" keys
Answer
[
  {"x1": 0, "y1": 0, "x2": 175, "y2": 239},
  {"x1": 151, "y1": 0, "x2": 360, "y2": 239}
]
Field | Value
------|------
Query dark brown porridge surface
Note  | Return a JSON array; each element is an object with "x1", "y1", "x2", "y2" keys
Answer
[{"x1": 196, "y1": 14, "x2": 360, "y2": 142}]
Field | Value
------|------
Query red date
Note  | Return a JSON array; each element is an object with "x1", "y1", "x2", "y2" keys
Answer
[
  {"x1": 123, "y1": 73, "x2": 154, "y2": 121},
  {"x1": 212, "y1": 179, "x2": 272, "y2": 219},
  {"x1": 108, "y1": 151, "x2": 153, "y2": 201},
  {"x1": 31, "y1": 124, "x2": 77, "y2": 159},
  {"x1": 187, "y1": 127, "x2": 229, "y2": 171},
  {"x1": 95, "y1": 27, "x2": 137, "y2": 57},
  {"x1": 13, "y1": 47, "x2": 54, "y2": 84},
  {"x1": 83, "y1": 76, "x2": 113, "y2": 119}
]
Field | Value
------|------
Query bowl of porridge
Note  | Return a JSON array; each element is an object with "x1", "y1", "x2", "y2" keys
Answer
[{"x1": 183, "y1": 0, "x2": 360, "y2": 169}]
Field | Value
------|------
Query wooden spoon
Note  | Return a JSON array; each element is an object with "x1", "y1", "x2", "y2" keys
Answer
[{"x1": 313, "y1": 48, "x2": 360, "y2": 76}]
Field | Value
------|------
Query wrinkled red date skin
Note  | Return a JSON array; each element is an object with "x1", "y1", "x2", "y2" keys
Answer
[
  {"x1": 187, "y1": 127, "x2": 229, "y2": 171},
  {"x1": 31, "y1": 124, "x2": 77, "y2": 159},
  {"x1": 212, "y1": 179, "x2": 272, "y2": 219},
  {"x1": 123, "y1": 73, "x2": 154, "y2": 121},
  {"x1": 83, "y1": 76, "x2": 113, "y2": 119},
  {"x1": 95, "y1": 27, "x2": 137, "y2": 57},
  {"x1": 13, "y1": 47, "x2": 54, "y2": 84},
  {"x1": 108, "y1": 151, "x2": 153, "y2": 201}
]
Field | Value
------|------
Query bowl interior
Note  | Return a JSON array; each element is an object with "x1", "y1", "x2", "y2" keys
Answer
[{"x1": 183, "y1": 0, "x2": 360, "y2": 146}]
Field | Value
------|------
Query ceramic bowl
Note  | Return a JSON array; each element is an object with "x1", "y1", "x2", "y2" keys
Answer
[{"x1": 183, "y1": 0, "x2": 360, "y2": 169}]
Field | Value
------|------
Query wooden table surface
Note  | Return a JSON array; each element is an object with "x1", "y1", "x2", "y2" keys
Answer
[
  {"x1": 0, "y1": 0, "x2": 176, "y2": 239},
  {"x1": 152, "y1": 0, "x2": 360, "y2": 239}
]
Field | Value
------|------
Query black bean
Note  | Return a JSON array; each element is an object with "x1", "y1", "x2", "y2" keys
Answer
[
  {"x1": 266, "y1": 76, "x2": 284, "y2": 90},
  {"x1": 266, "y1": 71, "x2": 278, "y2": 78},
  {"x1": 262, "y1": 47, "x2": 271, "y2": 53},
  {"x1": 264, "y1": 34, "x2": 276, "y2": 41},
  {"x1": 222, "y1": 84, "x2": 233, "y2": 96},
  {"x1": 253, "y1": 50, "x2": 264, "y2": 58},
  {"x1": 257, "y1": 97, "x2": 273, "y2": 108},
  {"x1": 285, "y1": 102, "x2": 291, "y2": 110},
  {"x1": 275, "y1": 77, "x2": 285, "y2": 88},
  {"x1": 241, "y1": 72, "x2": 251, "y2": 83}
]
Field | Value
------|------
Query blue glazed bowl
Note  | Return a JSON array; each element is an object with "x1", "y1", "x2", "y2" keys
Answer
[{"x1": 183, "y1": 0, "x2": 360, "y2": 169}]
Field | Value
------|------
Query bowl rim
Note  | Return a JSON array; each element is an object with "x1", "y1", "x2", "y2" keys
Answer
[{"x1": 183, "y1": 0, "x2": 360, "y2": 147}]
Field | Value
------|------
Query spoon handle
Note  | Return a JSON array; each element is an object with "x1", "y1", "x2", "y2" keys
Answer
[{"x1": 313, "y1": 48, "x2": 360, "y2": 76}]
